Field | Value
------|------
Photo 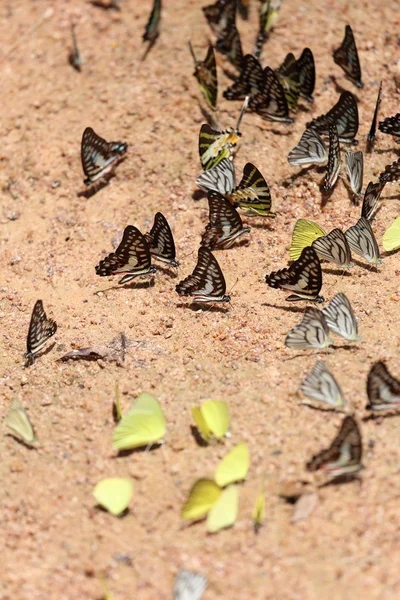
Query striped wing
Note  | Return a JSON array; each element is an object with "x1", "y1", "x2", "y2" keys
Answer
[
  {"x1": 306, "y1": 416, "x2": 362, "y2": 477},
  {"x1": 249, "y1": 66, "x2": 292, "y2": 123},
  {"x1": 202, "y1": 0, "x2": 236, "y2": 37},
  {"x1": 143, "y1": 0, "x2": 161, "y2": 42},
  {"x1": 379, "y1": 157, "x2": 400, "y2": 185},
  {"x1": 199, "y1": 124, "x2": 240, "y2": 170},
  {"x1": 95, "y1": 226, "x2": 154, "y2": 281},
  {"x1": 196, "y1": 158, "x2": 236, "y2": 195},
  {"x1": 366, "y1": 362, "x2": 400, "y2": 410},
  {"x1": 174, "y1": 569, "x2": 207, "y2": 600},
  {"x1": 227, "y1": 162, "x2": 274, "y2": 217},
  {"x1": 289, "y1": 219, "x2": 326, "y2": 261},
  {"x1": 367, "y1": 82, "x2": 382, "y2": 144},
  {"x1": 333, "y1": 25, "x2": 363, "y2": 88},
  {"x1": 312, "y1": 229, "x2": 353, "y2": 268},
  {"x1": 25, "y1": 300, "x2": 57, "y2": 362},
  {"x1": 145, "y1": 213, "x2": 178, "y2": 266},
  {"x1": 276, "y1": 52, "x2": 300, "y2": 111},
  {"x1": 266, "y1": 246, "x2": 323, "y2": 302},
  {"x1": 288, "y1": 128, "x2": 327, "y2": 167},
  {"x1": 201, "y1": 191, "x2": 250, "y2": 250},
  {"x1": 297, "y1": 48, "x2": 315, "y2": 102},
  {"x1": 285, "y1": 307, "x2": 331, "y2": 349},
  {"x1": 345, "y1": 217, "x2": 381, "y2": 264},
  {"x1": 345, "y1": 150, "x2": 363, "y2": 196},
  {"x1": 191, "y1": 44, "x2": 218, "y2": 110},
  {"x1": 254, "y1": 0, "x2": 282, "y2": 59},
  {"x1": 175, "y1": 247, "x2": 229, "y2": 302},
  {"x1": 216, "y1": 25, "x2": 243, "y2": 70},
  {"x1": 361, "y1": 180, "x2": 386, "y2": 221},
  {"x1": 307, "y1": 91, "x2": 359, "y2": 144},
  {"x1": 301, "y1": 361, "x2": 346, "y2": 409},
  {"x1": 81, "y1": 127, "x2": 128, "y2": 185},
  {"x1": 322, "y1": 293, "x2": 360, "y2": 341},
  {"x1": 378, "y1": 113, "x2": 400, "y2": 140},
  {"x1": 223, "y1": 54, "x2": 263, "y2": 101},
  {"x1": 322, "y1": 124, "x2": 341, "y2": 192}
]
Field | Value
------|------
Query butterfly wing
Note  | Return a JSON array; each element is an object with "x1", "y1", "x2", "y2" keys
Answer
[
  {"x1": 192, "y1": 44, "x2": 218, "y2": 109},
  {"x1": 215, "y1": 443, "x2": 250, "y2": 487},
  {"x1": 206, "y1": 484, "x2": 239, "y2": 532},
  {"x1": 307, "y1": 91, "x2": 359, "y2": 144},
  {"x1": 322, "y1": 293, "x2": 360, "y2": 341},
  {"x1": 95, "y1": 226, "x2": 154, "y2": 281},
  {"x1": 379, "y1": 157, "x2": 400, "y2": 185},
  {"x1": 382, "y1": 216, "x2": 400, "y2": 252},
  {"x1": 25, "y1": 300, "x2": 57, "y2": 361},
  {"x1": 361, "y1": 180, "x2": 386, "y2": 221},
  {"x1": 333, "y1": 24, "x2": 363, "y2": 88},
  {"x1": 196, "y1": 158, "x2": 236, "y2": 195},
  {"x1": 5, "y1": 398, "x2": 36, "y2": 444},
  {"x1": 312, "y1": 229, "x2": 353, "y2": 268},
  {"x1": 322, "y1": 124, "x2": 341, "y2": 192},
  {"x1": 175, "y1": 247, "x2": 229, "y2": 302},
  {"x1": 174, "y1": 569, "x2": 208, "y2": 600},
  {"x1": 216, "y1": 24, "x2": 243, "y2": 70},
  {"x1": 266, "y1": 246, "x2": 323, "y2": 302},
  {"x1": 289, "y1": 219, "x2": 327, "y2": 261},
  {"x1": 366, "y1": 362, "x2": 400, "y2": 410},
  {"x1": 143, "y1": 0, "x2": 161, "y2": 42},
  {"x1": 202, "y1": 0, "x2": 236, "y2": 37},
  {"x1": 145, "y1": 212, "x2": 178, "y2": 266},
  {"x1": 288, "y1": 128, "x2": 328, "y2": 167},
  {"x1": 285, "y1": 307, "x2": 331, "y2": 349},
  {"x1": 367, "y1": 82, "x2": 382, "y2": 144},
  {"x1": 199, "y1": 124, "x2": 240, "y2": 170},
  {"x1": 378, "y1": 113, "x2": 400, "y2": 141},
  {"x1": 227, "y1": 162, "x2": 274, "y2": 217},
  {"x1": 201, "y1": 191, "x2": 249, "y2": 250},
  {"x1": 296, "y1": 47, "x2": 315, "y2": 102},
  {"x1": 301, "y1": 361, "x2": 346, "y2": 409},
  {"x1": 223, "y1": 54, "x2": 263, "y2": 101},
  {"x1": 181, "y1": 479, "x2": 221, "y2": 520},
  {"x1": 81, "y1": 127, "x2": 128, "y2": 185},
  {"x1": 249, "y1": 66, "x2": 293, "y2": 123},
  {"x1": 345, "y1": 217, "x2": 381, "y2": 264},
  {"x1": 276, "y1": 52, "x2": 300, "y2": 111}
]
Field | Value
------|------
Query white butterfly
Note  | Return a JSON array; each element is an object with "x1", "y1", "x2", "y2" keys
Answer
[
  {"x1": 322, "y1": 293, "x2": 360, "y2": 341},
  {"x1": 287, "y1": 128, "x2": 328, "y2": 167},
  {"x1": 174, "y1": 569, "x2": 207, "y2": 600},
  {"x1": 345, "y1": 150, "x2": 363, "y2": 196},
  {"x1": 345, "y1": 217, "x2": 382, "y2": 264},
  {"x1": 312, "y1": 229, "x2": 353, "y2": 268},
  {"x1": 285, "y1": 307, "x2": 332, "y2": 349},
  {"x1": 196, "y1": 158, "x2": 236, "y2": 195},
  {"x1": 300, "y1": 361, "x2": 347, "y2": 410}
]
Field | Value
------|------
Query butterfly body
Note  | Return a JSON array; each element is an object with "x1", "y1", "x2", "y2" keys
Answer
[
  {"x1": 223, "y1": 54, "x2": 263, "y2": 101},
  {"x1": 297, "y1": 48, "x2": 315, "y2": 103},
  {"x1": 216, "y1": 25, "x2": 243, "y2": 70},
  {"x1": 276, "y1": 52, "x2": 300, "y2": 111},
  {"x1": 345, "y1": 217, "x2": 381, "y2": 264},
  {"x1": 266, "y1": 246, "x2": 324, "y2": 302},
  {"x1": 322, "y1": 124, "x2": 341, "y2": 192},
  {"x1": 174, "y1": 569, "x2": 207, "y2": 600},
  {"x1": 312, "y1": 229, "x2": 353, "y2": 268},
  {"x1": 145, "y1": 212, "x2": 179, "y2": 267},
  {"x1": 25, "y1": 300, "x2": 57, "y2": 366},
  {"x1": 199, "y1": 124, "x2": 241, "y2": 170},
  {"x1": 81, "y1": 127, "x2": 128, "y2": 185},
  {"x1": 288, "y1": 128, "x2": 328, "y2": 167},
  {"x1": 176, "y1": 247, "x2": 230, "y2": 303}
]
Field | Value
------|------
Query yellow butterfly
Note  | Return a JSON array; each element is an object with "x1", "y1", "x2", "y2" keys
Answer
[
  {"x1": 181, "y1": 478, "x2": 239, "y2": 533},
  {"x1": 5, "y1": 398, "x2": 36, "y2": 445},
  {"x1": 290, "y1": 219, "x2": 326, "y2": 260},
  {"x1": 93, "y1": 477, "x2": 134, "y2": 516},
  {"x1": 192, "y1": 400, "x2": 230, "y2": 441},
  {"x1": 215, "y1": 442, "x2": 250, "y2": 487},
  {"x1": 382, "y1": 216, "x2": 400, "y2": 252},
  {"x1": 112, "y1": 392, "x2": 165, "y2": 450},
  {"x1": 252, "y1": 484, "x2": 266, "y2": 533}
]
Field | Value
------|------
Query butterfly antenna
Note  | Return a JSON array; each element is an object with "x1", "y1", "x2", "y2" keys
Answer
[
  {"x1": 188, "y1": 40, "x2": 197, "y2": 65},
  {"x1": 236, "y1": 95, "x2": 249, "y2": 131}
]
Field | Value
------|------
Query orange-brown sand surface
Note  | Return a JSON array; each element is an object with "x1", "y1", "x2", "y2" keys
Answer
[{"x1": 1, "y1": 0, "x2": 400, "y2": 598}]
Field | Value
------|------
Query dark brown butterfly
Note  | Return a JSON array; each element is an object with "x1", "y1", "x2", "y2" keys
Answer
[
  {"x1": 367, "y1": 82, "x2": 382, "y2": 149},
  {"x1": 201, "y1": 190, "x2": 250, "y2": 250},
  {"x1": 297, "y1": 48, "x2": 315, "y2": 103},
  {"x1": 276, "y1": 52, "x2": 300, "y2": 111},
  {"x1": 143, "y1": 0, "x2": 161, "y2": 43},
  {"x1": 322, "y1": 124, "x2": 341, "y2": 193},
  {"x1": 189, "y1": 43, "x2": 218, "y2": 110},
  {"x1": 202, "y1": 0, "x2": 236, "y2": 38},
  {"x1": 307, "y1": 91, "x2": 359, "y2": 145},
  {"x1": 378, "y1": 113, "x2": 400, "y2": 142},
  {"x1": 265, "y1": 246, "x2": 324, "y2": 302},
  {"x1": 176, "y1": 247, "x2": 230, "y2": 303},
  {"x1": 223, "y1": 54, "x2": 263, "y2": 101},
  {"x1": 361, "y1": 180, "x2": 386, "y2": 221},
  {"x1": 366, "y1": 362, "x2": 400, "y2": 410},
  {"x1": 145, "y1": 213, "x2": 179, "y2": 267},
  {"x1": 306, "y1": 416, "x2": 363, "y2": 478},
  {"x1": 333, "y1": 24, "x2": 363, "y2": 88},
  {"x1": 81, "y1": 127, "x2": 128, "y2": 185},
  {"x1": 25, "y1": 300, "x2": 57, "y2": 366},
  {"x1": 248, "y1": 66, "x2": 292, "y2": 123},
  {"x1": 216, "y1": 24, "x2": 243, "y2": 70},
  {"x1": 378, "y1": 157, "x2": 400, "y2": 185},
  {"x1": 95, "y1": 225, "x2": 156, "y2": 284}
]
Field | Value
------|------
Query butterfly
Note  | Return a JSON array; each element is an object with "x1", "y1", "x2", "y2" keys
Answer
[
  {"x1": 95, "y1": 225, "x2": 156, "y2": 284},
  {"x1": 297, "y1": 48, "x2": 315, "y2": 103},
  {"x1": 306, "y1": 416, "x2": 363, "y2": 478},
  {"x1": 192, "y1": 399, "x2": 230, "y2": 441},
  {"x1": 189, "y1": 43, "x2": 218, "y2": 110},
  {"x1": 201, "y1": 191, "x2": 250, "y2": 250},
  {"x1": 174, "y1": 569, "x2": 208, "y2": 600},
  {"x1": 322, "y1": 124, "x2": 341, "y2": 192},
  {"x1": 333, "y1": 25, "x2": 363, "y2": 88},
  {"x1": 25, "y1": 300, "x2": 57, "y2": 366},
  {"x1": 301, "y1": 361, "x2": 347, "y2": 411},
  {"x1": 215, "y1": 443, "x2": 250, "y2": 487},
  {"x1": 378, "y1": 113, "x2": 400, "y2": 142},
  {"x1": 226, "y1": 162, "x2": 274, "y2": 217},
  {"x1": 382, "y1": 216, "x2": 400, "y2": 252},
  {"x1": 93, "y1": 478, "x2": 134, "y2": 516},
  {"x1": 378, "y1": 157, "x2": 400, "y2": 185},
  {"x1": 252, "y1": 484, "x2": 266, "y2": 533},
  {"x1": 181, "y1": 479, "x2": 239, "y2": 533},
  {"x1": 345, "y1": 150, "x2": 363, "y2": 196},
  {"x1": 361, "y1": 180, "x2": 386, "y2": 221},
  {"x1": 223, "y1": 54, "x2": 263, "y2": 101},
  {"x1": 254, "y1": 0, "x2": 282, "y2": 59},
  {"x1": 196, "y1": 158, "x2": 236, "y2": 195},
  {"x1": 285, "y1": 307, "x2": 332, "y2": 350},
  {"x1": 5, "y1": 398, "x2": 37, "y2": 445},
  {"x1": 288, "y1": 128, "x2": 328, "y2": 167},
  {"x1": 112, "y1": 392, "x2": 166, "y2": 450},
  {"x1": 143, "y1": 0, "x2": 161, "y2": 43},
  {"x1": 322, "y1": 293, "x2": 360, "y2": 341},
  {"x1": 145, "y1": 212, "x2": 179, "y2": 267},
  {"x1": 276, "y1": 52, "x2": 300, "y2": 111},
  {"x1": 202, "y1": 0, "x2": 236, "y2": 38},
  {"x1": 216, "y1": 24, "x2": 243, "y2": 71},
  {"x1": 312, "y1": 229, "x2": 353, "y2": 268},
  {"x1": 248, "y1": 66, "x2": 292, "y2": 123},
  {"x1": 366, "y1": 362, "x2": 400, "y2": 410},
  {"x1": 307, "y1": 91, "x2": 359, "y2": 145},
  {"x1": 345, "y1": 217, "x2": 382, "y2": 264},
  {"x1": 81, "y1": 127, "x2": 128, "y2": 185},
  {"x1": 266, "y1": 246, "x2": 324, "y2": 302},
  {"x1": 176, "y1": 247, "x2": 230, "y2": 303},
  {"x1": 69, "y1": 24, "x2": 82, "y2": 72},
  {"x1": 367, "y1": 82, "x2": 382, "y2": 146},
  {"x1": 289, "y1": 219, "x2": 326, "y2": 260}
]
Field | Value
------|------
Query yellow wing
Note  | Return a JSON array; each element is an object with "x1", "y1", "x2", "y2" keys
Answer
[
  {"x1": 112, "y1": 392, "x2": 165, "y2": 450},
  {"x1": 215, "y1": 442, "x2": 250, "y2": 487},
  {"x1": 5, "y1": 398, "x2": 36, "y2": 445},
  {"x1": 382, "y1": 216, "x2": 400, "y2": 251},
  {"x1": 192, "y1": 406, "x2": 212, "y2": 440},
  {"x1": 252, "y1": 487, "x2": 266, "y2": 532},
  {"x1": 93, "y1": 478, "x2": 134, "y2": 516},
  {"x1": 201, "y1": 400, "x2": 230, "y2": 439},
  {"x1": 181, "y1": 479, "x2": 221, "y2": 521},
  {"x1": 206, "y1": 484, "x2": 239, "y2": 533},
  {"x1": 289, "y1": 219, "x2": 327, "y2": 260}
]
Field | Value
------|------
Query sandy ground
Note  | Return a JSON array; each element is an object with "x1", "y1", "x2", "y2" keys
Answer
[{"x1": 1, "y1": 0, "x2": 400, "y2": 598}]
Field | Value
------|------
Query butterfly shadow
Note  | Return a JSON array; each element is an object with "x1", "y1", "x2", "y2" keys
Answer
[
  {"x1": 95, "y1": 505, "x2": 130, "y2": 518},
  {"x1": 95, "y1": 279, "x2": 156, "y2": 294},
  {"x1": 154, "y1": 264, "x2": 179, "y2": 278},
  {"x1": 192, "y1": 189, "x2": 207, "y2": 201},
  {"x1": 6, "y1": 434, "x2": 38, "y2": 451},
  {"x1": 77, "y1": 173, "x2": 115, "y2": 198},
  {"x1": 141, "y1": 35, "x2": 159, "y2": 62},
  {"x1": 352, "y1": 259, "x2": 379, "y2": 272},
  {"x1": 330, "y1": 343, "x2": 360, "y2": 352},
  {"x1": 317, "y1": 473, "x2": 363, "y2": 489},
  {"x1": 280, "y1": 167, "x2": 316, "y2": 188},
  {"x1": 320, "y1": 184, "x2": 335, "y2": 208},
  {"x1": 323, "y1": 267, "x2": 352, "y2": 276},
  {"x1": 362, "y1": 411, "x2": 400, "y2": 423},
  {"x1": 197, "y1": 101, "x2": 219, "y2": 128},
  {"x1": 329, "y1": 76, "x2": 361, "y2": 103},
  {"x1": 190, "y1": 425, "x2": 209, "y2": 447},
  {"x1": 24, "y1": 342, "x2": 57, "y2": 368},
  {"x1": 262, "y1": 301, "x2": 306, "y2": 314},
  {"x1": 373, "y1": 147, "x2": 400, "y2": 155},
  {"x1": 283, "y1": 349, "x2": 333, "y2": 362},
  {"x1": 382, "y1": 248, "x2": 400, "y2": 259},
  {"x1": 221, "y1": 66, "x2": 240, "y2": 82},
  {"x1": 246, "y1": 219, "x2": 275, "y2": 230},
  {"x1": 90, "y1": 0, "x2": 121, "y2": 10},
  {"x1": 113, "y1": 443, "x2": 163, "y2": 458},
  {"x1": 299, "y1": 402, "x2": 348, "y2": 414},
  {"x1": 176, "y1": 301, "x2": 230, "y2": 314}
]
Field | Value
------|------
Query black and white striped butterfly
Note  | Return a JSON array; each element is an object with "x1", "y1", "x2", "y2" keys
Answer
[
  {"x1": 322, "y1": 124, "x2": 341, "y2": 192},
  {"x1": 25, "y1": 300, "x2": 57, "y2": 366},
  {"x1": 345, "y1": 217, "x2": 381, "y2": 264},
  {"x1": 285, "y1": 307, "x2": 332, "y2": 349},
  {"x1": 366, "y1": 362, "x2": 400, "y2": 411},
  {"x1": 248, "y1": 66, "x2": 292, "y2": 123},
  {"x1": 378, "y1": 157, "x2": 400, "y2": 185},
  {"x1": 216, "y1": 24, "x2": 243, "y2": 70},
  {"x1": 297, "y1": 47, "x2": 315, "y2": 103},
  {"x1": 145, "y1": 213, "x2": 179, "y2": 267},
  {"x1": 266, "y1": 246, "x2": 324, "y2": 302},
  {"x1": 201, "y1": 191, "x2": 250, "y2": 250},
  {"x1": 367, "y1": 82, "x2": 382, "y2": 147},
  {"x1": 196, "y1": 158, "x2": 236, "y2": 195},
  {"x1": 174, "y1": 568, "x2": 207, "y2": 600},
  {"x1": 322, "y1": 293, "x2": 360, "y2": 341},
  {"x1": 95, "y1": 225, "x2": 156, "y2": 284},
  {"x1": 333, "y1": 25, "x2": 363, "y2": 88},
  {"x1": 143, "y1": 0, "x2": 161, "y2": 43},
  {"x1": 81, "y1": 127, "x2": 128, "y2": 185},
  {"x1": 306, "y1": 416, "x2": 362, "y2": 478},
  {"x1": 202, "y1": 0, "x2": 236, "y2": 38},
  {"x1": 307, "y1": 91, "x2": 359, "y2": 145},
  {"x1": 223, "y1": 54, "x2": 263, "y2": 101},
  {"x1": 175, "y1": 247, "x2": 230, "y2": 303},
  {"x1": 288, "y1": 128, "x2": 327, "y2": 167},
  {"x1": 378, "y1": 113, "x2": 400, "y2": 142},
  {"x1": 361, "y1": 180, "x2": 386, "y2": 221},
  {"x1": 312, "y1": 229, "x2": 353, "y2": 268},
  {"x1": 345, "y1": 150, "x2": 363, "y2": 196},
  {"x1": 189, "y1": 43, "x2": 218, "y2": 110},
  {"x1": 300, "y1": 361, "x2": 347, "y2": 410}
]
